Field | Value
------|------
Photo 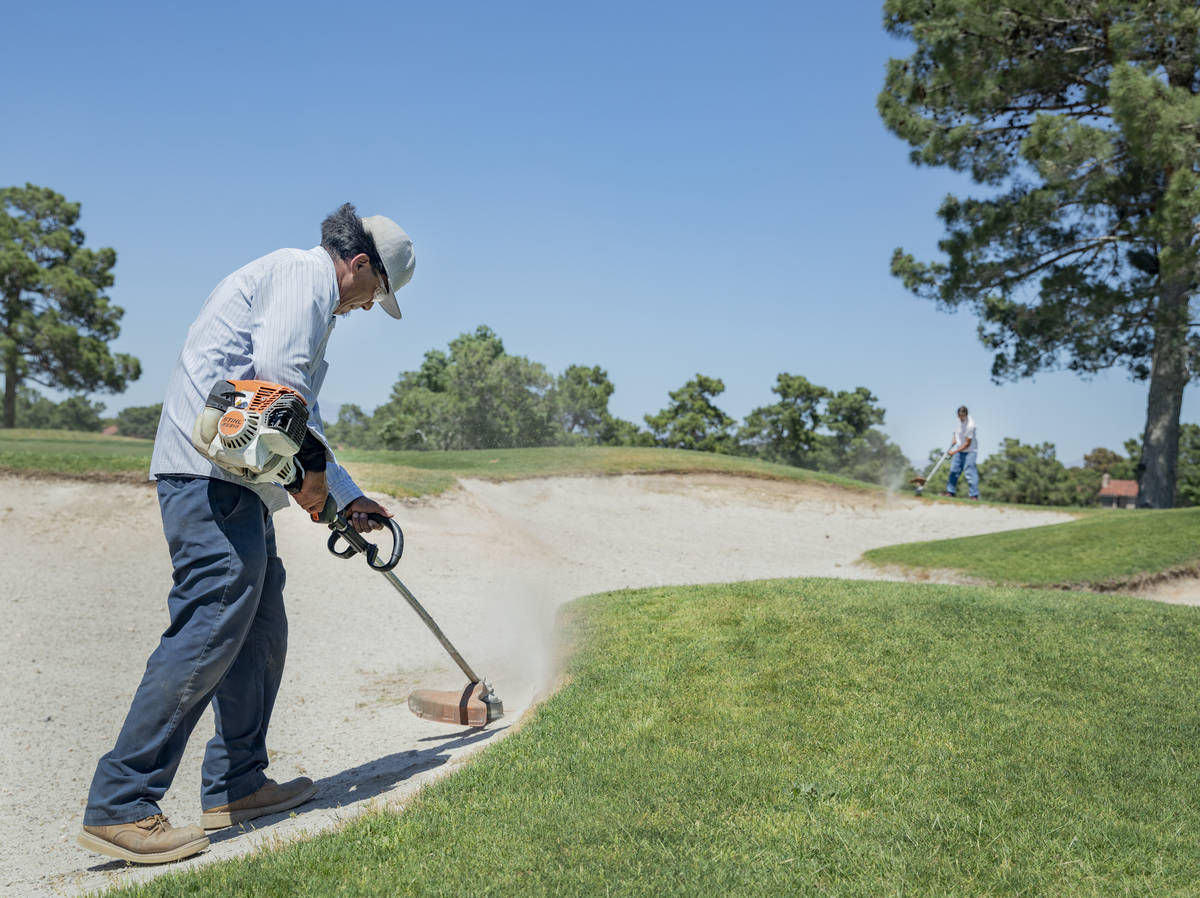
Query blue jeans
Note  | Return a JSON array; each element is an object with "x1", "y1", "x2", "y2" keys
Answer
[
  {"x1": 946, "y1": 450, "x2": 979, "y2": 498},
  {"x1": 84, "y1": 476, "x2": 288, "y2": 825}
]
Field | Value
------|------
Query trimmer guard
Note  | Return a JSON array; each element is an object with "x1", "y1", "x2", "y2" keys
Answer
[{"x1": 408, "y1": 681, "x2": 504, "y2": 728}]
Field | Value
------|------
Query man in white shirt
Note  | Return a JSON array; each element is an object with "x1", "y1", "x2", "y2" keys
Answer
[
  {"x1": 945, "y1": 404, "x2": 980, "y2": 500},
  {"x1": 79, "y1": 203, "x2": 415, "y2": 864}
]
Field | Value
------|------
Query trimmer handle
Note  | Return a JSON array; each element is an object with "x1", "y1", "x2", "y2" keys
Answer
[
  {"x1": 324, "y1": 511, "x2": 404, "y2": 572},
  {"x1": 285, "y1": 470, "x2": 402, "y2": 569}
]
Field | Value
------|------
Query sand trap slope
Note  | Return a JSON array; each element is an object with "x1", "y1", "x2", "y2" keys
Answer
[{"x1": 0, "y1": 473, "x2": 1071, "y2": 896}]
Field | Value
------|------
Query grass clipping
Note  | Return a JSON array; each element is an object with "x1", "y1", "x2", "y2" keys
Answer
[{"x1": 113, "y1": 579, "x2": 1200, "y2": 897}]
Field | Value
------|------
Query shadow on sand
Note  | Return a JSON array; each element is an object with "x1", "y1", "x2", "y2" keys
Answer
[
  {"x1": 204, "y1": 724, "x2": 507, "y2": 848},
  {"x1": 87, "y1": 723, "x2": 506, "y2": 870}
]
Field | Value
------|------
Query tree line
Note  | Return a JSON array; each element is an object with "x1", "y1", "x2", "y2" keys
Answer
[
  {"x1": 21, "y1": 316, "x2": 1200, "y2": 507},
  {"x1": 324, "y1": 325, "x2": 913, "y2": 486},
  {"x1": 7, "y1": 384, "x2": 160, "y2": 437}
]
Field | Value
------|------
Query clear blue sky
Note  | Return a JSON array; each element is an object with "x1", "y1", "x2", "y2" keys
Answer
[{"x1": 3, "y1": 0, "x2": 1192, "y2": 466}]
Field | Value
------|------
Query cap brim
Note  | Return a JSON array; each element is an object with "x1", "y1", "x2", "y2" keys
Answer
[{"x1": 378, "y1": 292, "x2": 403, "y2": 319}]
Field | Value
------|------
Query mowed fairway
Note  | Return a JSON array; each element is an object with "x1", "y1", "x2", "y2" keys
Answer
[
  {"x1": 0, "y1": 428, "x2": 154, "y2": 478},
  {"x1": 862, "y1": 507, "x2": 1200, "y2": 589},
  {"x1": 106, "y1": 579, "x2": 1200, "y2": 898}
]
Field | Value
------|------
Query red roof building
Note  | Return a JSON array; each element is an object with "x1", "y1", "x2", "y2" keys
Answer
[{"x1": 1098, "y1": 473, "x2": 1138, "y2": 509}]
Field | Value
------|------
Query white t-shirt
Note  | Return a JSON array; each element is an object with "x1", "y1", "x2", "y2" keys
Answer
[{"x1": 954, "y1": 415, "x2": 978, "y2": 453}]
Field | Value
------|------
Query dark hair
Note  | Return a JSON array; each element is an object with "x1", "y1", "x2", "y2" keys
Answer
[
  {"x1": 957, "y1": 405, "x2": 969, "y2": 415},
  {"x1": 320, "y1": 202, "x2": 386, "y2": 280}
]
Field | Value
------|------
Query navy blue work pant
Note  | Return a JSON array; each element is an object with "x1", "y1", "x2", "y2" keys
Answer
[{"x1": 84, "y1": 476, "x2": 287, "y2": 825}]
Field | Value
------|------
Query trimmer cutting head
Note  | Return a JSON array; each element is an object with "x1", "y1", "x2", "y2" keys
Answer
[{"x1": 409, "y1": 681, "x2": 504, "y2": 728}]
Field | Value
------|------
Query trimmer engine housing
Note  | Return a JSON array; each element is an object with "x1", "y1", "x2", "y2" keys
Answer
[{"x1": 191, "y1": 380, "x2": 309, "y2": 486}]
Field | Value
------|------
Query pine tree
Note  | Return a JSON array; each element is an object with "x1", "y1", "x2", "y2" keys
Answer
[
  {"x1": 645, "y1": 374, "x2": 734, "y2": 453},
  {"x1": 1, "y1": 184, "x2": 140, "y2": 427},
  {"x1": 879, "y1": 1, "x2": 1200, "y2": 507}
]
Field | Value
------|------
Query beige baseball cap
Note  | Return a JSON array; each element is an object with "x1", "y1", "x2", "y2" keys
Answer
[{"x1": 361, "y1": 215, "x2": 415, "y2": 319}]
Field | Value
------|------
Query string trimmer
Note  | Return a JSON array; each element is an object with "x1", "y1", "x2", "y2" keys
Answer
[
  {"x1": 910, "y1": 442, "x2": 955, "y2": 496},
  {"x1": 190, "y1": 378, "x2": 503, "y2": 728},
  {"x1": 314, "y1": 501, "x2": 504, "y2": 727}
]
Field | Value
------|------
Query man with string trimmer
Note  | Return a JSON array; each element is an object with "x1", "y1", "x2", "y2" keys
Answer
[{"x1": 78, "y1": 203, "x2": 414, "y2": 865}]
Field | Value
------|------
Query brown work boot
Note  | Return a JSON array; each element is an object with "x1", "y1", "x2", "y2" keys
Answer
[
  {"x1": 78, "y1": 814, "x2": 209, "y2": 864},
  {"x1": 201, "y1": 776, "x2": 317, "y2": 829}
]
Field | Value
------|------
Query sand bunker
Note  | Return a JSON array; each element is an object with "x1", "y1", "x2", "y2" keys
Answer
[{"x1": 0, "y1": 473, "x2": 1074, "y2": 896}]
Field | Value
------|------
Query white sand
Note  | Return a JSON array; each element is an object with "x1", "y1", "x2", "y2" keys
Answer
[{"x1": 0, "y1": 473, "x2": 1077, "y2": 896}]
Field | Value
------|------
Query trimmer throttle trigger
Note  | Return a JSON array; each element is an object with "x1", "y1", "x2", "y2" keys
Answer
[{"x1": 310, "y1": 493, "x2": 338, "y2": 523}]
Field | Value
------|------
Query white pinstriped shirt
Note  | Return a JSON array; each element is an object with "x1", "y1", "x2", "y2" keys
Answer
[{"x1": 149, "y1": 246, "x2": 361, "y2": 514}]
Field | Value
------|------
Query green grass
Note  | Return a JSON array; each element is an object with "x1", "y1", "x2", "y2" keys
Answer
[
  {"x1": 108, "y1": 578, "x2": 1200, "y2": 897},
  {"x1": 336, "y1": 445, "x2": 878, "y2": 497},
  {"x1": 0, "y1": 430, "x2": 878, "y2": 497},
  {"x1": 0, "y1": 428, "x2": 154, "y2": 478},
  {"x1": 863, "y1": 507, "x2": 1200, "y2": 589}
]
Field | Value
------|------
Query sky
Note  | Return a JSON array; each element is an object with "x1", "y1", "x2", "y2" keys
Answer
[{"x1": 2, "y1": 0, "x2": 1192, "y2": 467}]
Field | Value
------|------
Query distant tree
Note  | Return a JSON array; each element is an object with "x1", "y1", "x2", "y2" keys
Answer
[
  {"x1": 115, "y1": 403, "x2": 162, "y2": 439},
  {"x1": 12, "y1": 385, "x2": 58, "y2": 428},
  {"x1": 1063, "y1": 464, "x2": 1103, "y2": 507},
  {"x1": 597, "y1": 412, "x2": 654, "y2": 447},
  {"x1": 818, "y1": 386, "x2": 888, "y2": 472},
  {"x1": 1173, "y1": 424, "x2": 1200, "y2": 507},
  {"x1": 55, "y1": 395, "x2": 105, "y2": 431},
  {"x1": 645, "y1": 374, "x2": 734, "y2": 453},
  {"x1": 447, "y1": 327, "x2": 556, "y2": 448},
  {"x1": 373, "y1": 326, "x2": 557, "y2": 450},
  {"x1": 324, "y1": 402, "x2": 376, "y2": 449},
  {"x1": 555, "y1": 364, "x2": 615, "y2": 442},
  {"x1": 979, "y1": 438, "x2": 1073, "y2": 506},
  {"x1": 414, "y1": 349, "x2": 450, "y2": 392},
  {"x1": 1064, "y1": 446, "x2": 1136, "y2": 505},
  {"x1": 12, "y1": 385, "x2": 105, "y2": 431},
  {"x1": 1, "y1": 184, "x2": 141, "y2": 428},
  {"x1": 1083, "y1": 447, "x2": 1135, "y2": 479},
  {"x1": 832, "y1": 428, "x2": 914, "y2": 488},
  {"x1": 737, "y1": 375, "x2": 907, "y2": 484},
  {"x1": 880, "y1": 2, "x2": 1200, "y2": 508},
  {"x1": 738, "y1": 374, "x2": 830, "y2": 467},
  {"x1": 375, "y1": 386, "x2": 460, "y2": 450}
]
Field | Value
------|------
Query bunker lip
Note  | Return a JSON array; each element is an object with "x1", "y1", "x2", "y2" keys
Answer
[{"x1": 0, "y1": 473, "x2": 1076, "y2": 898}]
